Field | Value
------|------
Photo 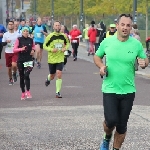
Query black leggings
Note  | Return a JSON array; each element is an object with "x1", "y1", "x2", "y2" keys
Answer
[
  {"x1": 17, "y1": 62, "x2": 33, "y2": 93},
  {"x1": 0, "y1": 43, "x2": 3, "y2": 59},
  {"x1": 71, "y1": 42, "x2": 79, "y2": 58},
  {"x1": 103, "y1": 93, "x2": 135, "y2": 134}
]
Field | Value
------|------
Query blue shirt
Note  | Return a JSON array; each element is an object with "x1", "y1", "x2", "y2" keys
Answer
[
  {"x1": 33, "y1": 25, "x2": 47, "y2": 43},
  {"x1": 0, "y1": 24, "x2": 7, "y2": 43}
]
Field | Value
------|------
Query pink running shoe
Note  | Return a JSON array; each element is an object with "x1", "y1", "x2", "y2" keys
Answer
[
  {"x1": 26, "y1": 91, "x2": 32, "y2": 99},
  {"x1": 21, "y1": 93, "x2": 26, "y2": 100}
]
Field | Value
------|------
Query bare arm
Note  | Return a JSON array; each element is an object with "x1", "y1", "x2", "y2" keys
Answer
[
  {"x1": 93, "y1": 55, "x2": 105, "y2": 68},
  {"x1": 93, "y1": 55, "x2": 107, "y2": 76},
  {"x1": 138, "y1": 58, "x2": 149, "y2": 69},
  {"x1": 145, "y1": 58, "x2": 149, "y2": 67}
]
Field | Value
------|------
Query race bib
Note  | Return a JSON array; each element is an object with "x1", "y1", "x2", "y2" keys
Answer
[
  {"x1": 7, "y1": 43, "x2": 14, "y2": 48},
  {"x1": 54, "y1": 43, "x2": 63, "y2": 50},
  {"x1": 72, "y1": 40, "x2": 77, "y2": 43},
  {"x1": 23, "y1": 61, "x2": 33, "y2": 67},
  {"x1": 36, "y1": 33, "x2": 42, "y2": 38}
]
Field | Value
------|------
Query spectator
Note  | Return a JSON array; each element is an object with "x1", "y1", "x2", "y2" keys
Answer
[
  {"x1": 83, "y1": 24, "x2": 89, "y2": 52},
  {"x1": 88, "y1": 21, "x2": 97, "y2": 56}
]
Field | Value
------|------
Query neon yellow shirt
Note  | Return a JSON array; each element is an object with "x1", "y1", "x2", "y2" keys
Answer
[{"x1": 43, "y1": 32, "x2": 70, "y2": 64}]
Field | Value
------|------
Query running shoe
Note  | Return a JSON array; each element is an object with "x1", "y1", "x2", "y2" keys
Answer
[
  {"x1": 56, "y1": 92, "x2": 62, "y2": 98},
  {"x1": 45, "y1": 78, "x2": 50, "y2": 87},
  {"x1": 73, "y1": 58, "x2": 77, "y2": 61},
  {"x1": 9, "y1": 79, "x2": 13, "y2": 85},
  {"x1": 100, "y1": 138, "x2": 111, "y2": 150},
  {"x1": 37, "y1": 62, "x2": 41, "y2": 69},
  {"x1": 21, "y1": 93, "x2": 26, "y2": 100},
  {"x1": 25, "y1": 91, "x2": 32, "y2": 99},
  {"x1": 13, "y1": 72, "x2": 17, "y2": 82}
]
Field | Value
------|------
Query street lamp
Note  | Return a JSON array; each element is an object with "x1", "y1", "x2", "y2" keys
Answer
[
  {"x1": 51, "y1": 0, "x2": 54, "y2": 32},
  {"x1": 133, "y1": 0, "x2": 137, "y2": 24},
  {"x1": 34, "y1": 0, "x2": 37, "y2": 20},
  {"x1": 6, "y1": 0, "x2": 9, "y2": 19},
  {"x1": 21, "y1": 0, "x2": 25, "y2": 20},
  {"x1": 11, "y1": 0, "x2": 15, "y2": 18},
  {"x1": 80, "y1": 0, "x2": 84, "y2": 40}
]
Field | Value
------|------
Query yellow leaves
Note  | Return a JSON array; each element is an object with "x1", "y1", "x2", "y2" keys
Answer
[
  {"x1": 137, "y1": 0, "x2": 150, "y2": 14},
  {"x1": 28, "y1": 0, "x2": 149, "y2": 17}
]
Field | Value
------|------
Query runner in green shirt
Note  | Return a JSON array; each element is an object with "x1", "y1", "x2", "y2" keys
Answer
[
  {"x1": 43, "y1": 21, "x2": 70, "y2": 98},
  {"x1": 94, "y1": 14, "x2": 149, "y2": 150}
]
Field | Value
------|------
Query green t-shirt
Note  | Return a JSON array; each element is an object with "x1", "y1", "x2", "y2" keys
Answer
[
  {"x1": 43, "y1": 32, "x2": 70, "y2": 64},
  {"x1": 96, "y1": 35, "x2": 147, "y2": 94}
]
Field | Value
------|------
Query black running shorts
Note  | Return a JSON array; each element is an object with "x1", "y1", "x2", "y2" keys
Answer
[{"x1": 48, "y1": 62, "x2": 64, "y2": 74}]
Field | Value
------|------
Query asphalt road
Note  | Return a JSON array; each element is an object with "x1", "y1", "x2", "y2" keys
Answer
[{"x1": 0, "y1": 45, "x2": 150, "y2": 150}]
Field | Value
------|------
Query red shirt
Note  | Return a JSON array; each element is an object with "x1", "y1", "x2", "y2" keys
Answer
[
  {"x1": 88, "y1": 28, "x2": 97, "y2": 42},
  {"x1": 69, "y1": 29, "x2": 81, "y2": 43},
  {"x1": 146, "y1": 37, "x2": 150, "y2": 42}
]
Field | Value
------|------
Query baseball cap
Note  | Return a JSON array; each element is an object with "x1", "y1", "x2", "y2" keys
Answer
[{"x1": 110, "y1": 24, "x2": 116, "y2": 28}]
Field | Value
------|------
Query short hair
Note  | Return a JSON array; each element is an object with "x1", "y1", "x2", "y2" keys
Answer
[
  {"x1": 117, "y1": 14, "x2": 133, "y2": 23},
  {"x1": 53, "y1": 21, "x2": 61, "y2": 25},
  {"x1": 8, "y1": 20, "x2": 14, "y2": 24},
  {"x1": 85, "y1": 24, "x2": 89, "y2": 28},
  {"x1": 132, "y1": 24, "x2": 138, "y2": 29},
  {"x1": 73, "y1": 24, "x2": 77, "y2": 28}
]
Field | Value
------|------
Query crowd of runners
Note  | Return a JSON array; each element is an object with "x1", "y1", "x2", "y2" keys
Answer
[
  {"x1": 0, "y1": 17, "x2": 84, "y2": 100},
  {"x1": 0, "y1": 14, "x2": 149, "y2": 150}
]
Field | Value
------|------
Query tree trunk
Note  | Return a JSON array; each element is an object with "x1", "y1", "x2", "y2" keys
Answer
[
  {"x1": 85, "y1": 15, "x2": 86, "y2": 24},
  {"x1": 71, "y1": 15, "x2": 73, "y2": 29},
  {"x1": 77, "y1": 15, "x2": 79, "y2": 27},
  {"x1": 64, "y1": 15, "x2": 66, "y2": 25}
]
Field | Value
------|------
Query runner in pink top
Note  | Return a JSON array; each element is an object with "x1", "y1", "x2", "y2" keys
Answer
[{"x1": 13, "y1": 27, "x2": 35, "y2": 100}]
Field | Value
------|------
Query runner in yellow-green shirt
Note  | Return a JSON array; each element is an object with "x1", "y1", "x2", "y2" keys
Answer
[{"x1": 43, "y1": 21, "x2": 70, "y2": 98}]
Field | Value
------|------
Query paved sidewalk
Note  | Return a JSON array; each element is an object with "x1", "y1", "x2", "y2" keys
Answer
[
  {"x1": 79, "y1": 42, "x2": 150, "y2": 78},
  {"x1": 0, "y1": 45, "x2": 150, "y2": 150}
]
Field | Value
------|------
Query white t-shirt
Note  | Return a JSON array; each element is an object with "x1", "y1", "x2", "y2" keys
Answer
[
  {"x1": 15, "y1": 29, "x2": 22, "y2": 37},
  {"x1": 2, "y1": 31, "x2": 20, "y2": 53}
]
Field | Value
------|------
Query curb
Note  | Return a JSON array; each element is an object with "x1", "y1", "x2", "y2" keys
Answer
[{"x1": 79, "y1": 42, "x2": 150, "y2": 78}]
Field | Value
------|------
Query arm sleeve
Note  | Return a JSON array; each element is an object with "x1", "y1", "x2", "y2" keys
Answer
[
  {"x1": 69, "y1": 30, "x2": 72, "y2": 36},
  {"x1": 137, "y1": 43, "x2": 147, "y2": 59},
  {"x1": 32, "y1": 41, "x2": 35, "y2": 50},
  {"x1": 43, "y1": 26, "x2": 47, "y2": 33},
  {"x1": 88, "y1": 30, "x2": 91, "y2": 37},
  {"x1": 95, "y1": 40, "x2": 105, "y2": 58},
  {"x1": 32, "y1": 26, "x2": 35, "y2": 33},
  {"x1": 13, "y1": 39, "x2": 22, "y2": 53},
  {"x1": 43, "y1": 34, "x2": 54, "y2": 52},
  {"x1": 3, "y1": 26, "x2": 7, "y2": 33}
]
